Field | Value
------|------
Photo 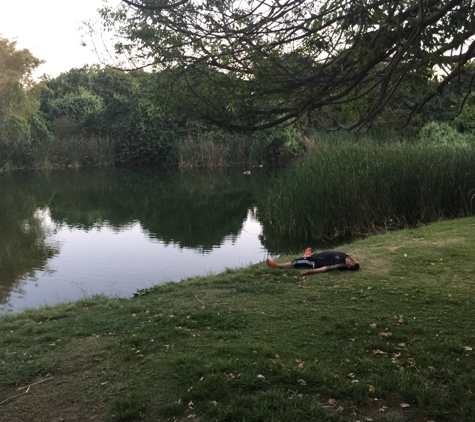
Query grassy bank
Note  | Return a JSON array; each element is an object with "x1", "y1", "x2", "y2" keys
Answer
[{"x1": 1, "y1": 217, "x2": 475, "y2": 421}]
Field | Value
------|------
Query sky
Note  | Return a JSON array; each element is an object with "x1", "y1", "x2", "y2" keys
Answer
[{"x1": 0, "y1": 0, "x2": 121, "y2": 79}]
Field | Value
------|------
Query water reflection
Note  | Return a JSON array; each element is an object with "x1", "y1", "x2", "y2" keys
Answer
[
  {"x1": 40, "y1": 169, "x2": 259, "y2": 250},
  {"x1": 0, "y1": 180, "x2": 60, "y2": 310},
  {"x1": 0, "y1": 169, "x2": 270, "y2": 313}
]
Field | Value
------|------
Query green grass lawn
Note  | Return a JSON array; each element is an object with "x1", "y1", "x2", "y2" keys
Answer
[{"x1": 1, "y1": 217, "x2": 475, "y2": 422}]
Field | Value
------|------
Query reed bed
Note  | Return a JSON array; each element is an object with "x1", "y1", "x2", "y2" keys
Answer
[
  {"x1": 0, "y1": 135, "x2": 115, "y2": 171},
  {"x1": 257, "y1": 142, "x2": 475, "y2": 240},
  {"x1": 50, "y1": 135, "x2": 115, "y2": 168},
  {"x1": 178, "y1": 132, "x2": 271, "y2": 168}
]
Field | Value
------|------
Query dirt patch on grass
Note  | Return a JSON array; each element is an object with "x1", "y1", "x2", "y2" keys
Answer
[
  {"x1": 326, "y1": 394, "x2": 419, "y2": 421},
  {"x1": 1, "y1": 373, "x2": 107, "y2": 422},
  {"x1": 354, "y1": 395, "x2": 417, "y2": 421},
  {"x1": 353, "y1": 251, "x2": 388, "y2": 276},
  {"x1": 430, "y1": 237, "x2": 462, "y2": 246},
  {"x1": 389, "y1": 246, "x2": 403, "y2": 252},
  {"x1": 0, "y1": 336, "x2": 116, "y2": 422}
]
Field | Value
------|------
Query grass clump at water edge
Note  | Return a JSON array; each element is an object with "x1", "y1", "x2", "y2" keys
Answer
[{"x1": 1, "y1": 217, "x2": 475, "y2": 421}]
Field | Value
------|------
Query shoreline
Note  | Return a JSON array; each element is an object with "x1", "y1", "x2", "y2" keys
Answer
[{"x1": 2, "y1": 216, "x2": 475, "y2": 421}]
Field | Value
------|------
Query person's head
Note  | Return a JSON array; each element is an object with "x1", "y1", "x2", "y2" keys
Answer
[{"x1": 345, "y1": 255, "x2": 360, "y2": 271}]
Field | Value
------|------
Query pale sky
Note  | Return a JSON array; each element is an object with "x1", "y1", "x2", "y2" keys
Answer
[{"x1": 0, "y1": 0, "x2": 121, "y2": 79}]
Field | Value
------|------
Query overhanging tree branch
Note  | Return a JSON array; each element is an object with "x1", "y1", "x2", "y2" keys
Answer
[
  {"x1": 121, "y1": 0, "x2": 190, "y2": 11},
  {"x1": 95, "y1": 0, "x2": 475, "y2": 130}
]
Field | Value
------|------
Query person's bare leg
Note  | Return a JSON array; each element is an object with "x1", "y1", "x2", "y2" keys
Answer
[
  {"x1": 266, "y1": 258, "x2": 293, "y2": 269},
  {"x1": 275, "y1": 262, "x2": 293, "y2": 269}
]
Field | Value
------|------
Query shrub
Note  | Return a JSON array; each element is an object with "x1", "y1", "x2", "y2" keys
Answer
[
  {"x1": 418, "y1": 121, "x2": 472, "y2": 147},
  {"x1": 454, "y1": 94, "x2": 475, "y2": 134}
]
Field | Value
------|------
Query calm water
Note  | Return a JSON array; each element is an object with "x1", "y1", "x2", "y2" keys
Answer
[{"x1": 0, "y1": 168, "x2": 311, "y2": 313}]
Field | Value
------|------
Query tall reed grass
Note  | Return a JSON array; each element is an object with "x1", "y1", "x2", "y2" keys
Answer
[
  {"x1": 0, "y1": 135, "x2": 115, "y2": 171},
  {"x1": 177, "y1": 128, "x2": 300, "y2": 168},
  {"x1": 178, "y1": 133, "x2": 232, "y2": 168},
  {"x1": 178, "y1": 132, "x2": 268, "y2": 168},
  {"x1": 1, "y1": 124, "x2": 301, "y2": 170},
  {"x1": 50, "y1": 135, "x2": 115, "y2": 168},
  {"x1": 257, "y1": 141, "x2": 475, "y2": 240}
]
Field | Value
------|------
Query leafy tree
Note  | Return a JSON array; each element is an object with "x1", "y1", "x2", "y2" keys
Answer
[
  {"x1": 95, "y1": 0, "x2": 475, "y2": 130},
  {"x1": 48, "y1": 87, "x2": 104, "y2": 122},
  {"x1": 0, "y1": 37, "x2": 46, "y2": 145},
  {"x1": 39, "y1": 67, "x2": 105, "y2": 139},
  {"x1": 40, "y1": 66, "x2": 182, "y2": 164},
  {"x1": 0, "y1": 37, "x2": 41, "y2": 93}
]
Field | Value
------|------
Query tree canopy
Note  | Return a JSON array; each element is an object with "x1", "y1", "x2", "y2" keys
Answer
[
  {"x1": 96, "y1": 0, "x2": 475, "y2": 130},
  {"x1": 0, "y1": 37, "x2": 44, "y2": 144}
]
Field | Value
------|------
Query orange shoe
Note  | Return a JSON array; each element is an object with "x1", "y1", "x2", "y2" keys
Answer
[
  {"x1": 304, "y1": 248, "x2": 312, "y2": 258},
  {"x1": 266, "y1": 258, "x2": 277, "y2": 267}
]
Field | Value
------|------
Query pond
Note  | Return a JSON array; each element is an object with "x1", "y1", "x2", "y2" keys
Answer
[{"x1": 0, "y1": 168, "x2": 318, "y2": 314}]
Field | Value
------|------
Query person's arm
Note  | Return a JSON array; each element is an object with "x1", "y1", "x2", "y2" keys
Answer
[{"x1": 301, "y1": 266, "x2": 328, "y2": 276}]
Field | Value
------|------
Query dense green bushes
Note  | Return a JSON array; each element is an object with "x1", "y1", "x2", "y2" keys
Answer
[
  {"x1": 418, "y1": 121, "x2": 475, "y2": 147},
  {"x1": 0, "y1": 64, "x2": 308, "y2": 169}
]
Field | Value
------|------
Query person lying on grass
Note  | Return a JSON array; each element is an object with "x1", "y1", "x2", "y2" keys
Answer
[{"x1": 266, "y1": 248, "x2": 360, "y2": 275}]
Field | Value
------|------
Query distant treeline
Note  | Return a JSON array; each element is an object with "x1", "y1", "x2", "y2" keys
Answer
[
  {"x1": 0, "y1": 53, "x2": 307, "y2": 170},
  {"x1": 1, "y1": 36, "x2": 475, "y2": 171}
]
